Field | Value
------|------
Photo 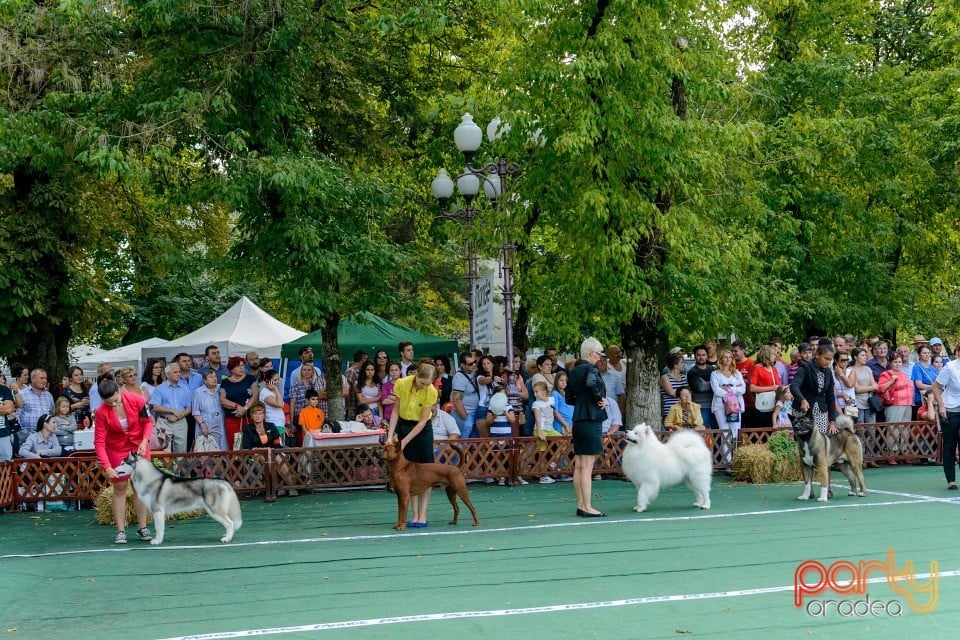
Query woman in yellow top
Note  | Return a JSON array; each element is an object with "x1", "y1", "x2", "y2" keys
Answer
[
  {"x1": 387, "y1": 358, "x2": 439, "y2": 528},
  {"x1": 663, "y1": 387, "x2": 705, "y2": 431}
]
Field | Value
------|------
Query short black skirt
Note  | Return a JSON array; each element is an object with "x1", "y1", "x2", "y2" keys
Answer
[
  {"x1": 396, "y1": 417, "x2": 435, "y2": 463},
  {"x1": 572, "y1": 420, "x2": 603, "y2": 456}
]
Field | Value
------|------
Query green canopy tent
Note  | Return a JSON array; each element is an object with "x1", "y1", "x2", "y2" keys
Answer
[{"x1": 280, "y1": 312, "x2": 460, "y2": 365}]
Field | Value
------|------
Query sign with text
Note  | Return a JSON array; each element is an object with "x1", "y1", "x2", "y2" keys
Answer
[{"x1": 473, "y1": 271, "x2": 494, "y2": 345}]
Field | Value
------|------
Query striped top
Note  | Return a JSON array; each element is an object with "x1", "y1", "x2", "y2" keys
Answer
[{"x1": 660, "y1": 372, "x2": 687, "y2": 417}]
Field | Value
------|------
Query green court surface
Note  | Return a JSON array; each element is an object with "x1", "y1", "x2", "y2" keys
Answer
[{"x1": 2, "y1": 467, "x2": 957, "y2": 639}]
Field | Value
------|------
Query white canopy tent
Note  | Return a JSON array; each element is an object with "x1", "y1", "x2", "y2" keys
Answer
[
  {"x1": 140, "y1": 296, "x2": 305, "y2": 366},
  {"x1": 75, "y1": 337, "x2": 169, "y2": 378}
]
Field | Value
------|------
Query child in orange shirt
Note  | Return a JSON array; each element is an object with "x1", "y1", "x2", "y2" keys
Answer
[{"x1": 298, "y1": 391, "x2": 326, "y2": 439}]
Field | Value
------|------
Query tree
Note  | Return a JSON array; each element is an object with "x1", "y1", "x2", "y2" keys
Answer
[
  {"x1": 0, "y1": 1, "x2": 225, "y2": 374},
  {"x1": 482, "y1": 0, "x2": 791, "y2": 423}
]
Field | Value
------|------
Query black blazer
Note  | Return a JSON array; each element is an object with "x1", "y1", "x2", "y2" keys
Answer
[
  {"x1": 241, "y1": 422, "x2": 284, "y2": 449},
  {"x1": 566, "y1": 361, "x2": 608, "y2": 424},
  {"x1": 789, "y1": 361, "x2": 838, "y2": 422}
]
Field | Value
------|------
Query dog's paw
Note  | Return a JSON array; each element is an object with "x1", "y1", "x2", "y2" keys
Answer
[
  {"x1": 848, "y1": 491, "x2": 858, "y2": 497},
  {"x1": 448, "y1": 519, "x2": 456, "y2": 525},
  {"x1": 857, "y1": 491, "x2": 866, "y2": 497},
  {"x1": 797, "y1": 495, "x2": 809, "y2": 501},
  {"x1": 393, "y1": 524, "x2": 405, "y2": 531},
  {"x1": 817, "y1": 496, "x2": 828, "y2": 503},
  {"x1": 472, "y1": 521, "x2": 480, "y2": 527},
  {"x1": 633, "y1": 505, "x2": 646, "y2": 513},
  {"x1": 150, "y1": 539, "x2": 162, "y2": 546},
  {"x1": 220, "y1": 536, "x2": 232, "y2": 543}
]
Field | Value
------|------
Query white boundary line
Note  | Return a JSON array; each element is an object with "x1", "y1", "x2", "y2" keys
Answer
[
  {"x1": 155, "y1": 569, "x2": 960, "y2": 640},
  {"x1": 2, "y1": 485, "x2": 955, "y2": 560}
]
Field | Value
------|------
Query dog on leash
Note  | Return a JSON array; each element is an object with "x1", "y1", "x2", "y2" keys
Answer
[
  {"x1": 380, "y1": 436, "x2": 479, "y2": 531},
  {"x1": 114, "y1": 453, "x2": 242, "y2": 545},
  {"x1": 794, "y1": 413, "x2": 867, "y2": 502},
  {"x1": 622, "y1": 423, "x2": 712, "y2": 512}
]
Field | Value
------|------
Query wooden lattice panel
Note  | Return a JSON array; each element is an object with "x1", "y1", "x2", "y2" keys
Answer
[
  {"x1": 514, "y1": 437, "x2": 574, "y2": 477},
  {"x1": 7, "y1": 420, "x2": 945, "y2": 508},
  {"x1": 0, "y1": 461, "x2": 15, "y2": 507}
]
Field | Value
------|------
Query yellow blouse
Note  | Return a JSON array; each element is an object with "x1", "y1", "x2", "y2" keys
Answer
[
  {"x1": 663, "y1": 401, "x2": 704, "y2": 431},
  {"x1": 393, "y1": 375, "x2": 439, "y2": 421}
]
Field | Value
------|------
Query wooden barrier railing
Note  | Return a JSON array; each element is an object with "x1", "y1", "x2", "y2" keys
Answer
[{"x1": 0, "y1": 421, "x2": 946, "y2": 509}]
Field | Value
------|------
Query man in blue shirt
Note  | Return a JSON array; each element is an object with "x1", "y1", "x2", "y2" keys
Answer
[
  {"x1": 198, "y1": 345, "x2": 229, "y2": 382},
  {"x1": 150, "y1": 363, "x2": 193, "y2": 453}
]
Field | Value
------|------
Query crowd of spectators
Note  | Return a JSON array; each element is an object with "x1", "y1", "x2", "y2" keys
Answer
[{"x1": 1, "y1": 332, "x2": 953, "y2": 467}]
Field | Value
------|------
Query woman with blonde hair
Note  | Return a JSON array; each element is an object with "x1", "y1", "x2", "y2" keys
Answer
[
  {"x1": 710, "y1": 350, "x2": 746, "y2": 434},
  {"x1": 118, "y1": 366, "x2": 151, "y2": 404},
  {"x1": 387, "y1": 358, "x2": 439, "y2": 527}
]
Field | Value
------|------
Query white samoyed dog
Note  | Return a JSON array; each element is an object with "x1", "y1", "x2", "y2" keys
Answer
[{"x1": 622, "y1": 423, "x2": 712, "y2": 512}]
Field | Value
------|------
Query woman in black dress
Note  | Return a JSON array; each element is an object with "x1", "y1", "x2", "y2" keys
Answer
[{"x1": 566, "y1": 337, "x2": 608, "y2": 517}]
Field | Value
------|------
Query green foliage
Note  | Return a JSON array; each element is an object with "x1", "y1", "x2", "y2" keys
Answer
[{"x1": 767, "y1": 429, "x2": 800, "y2": 475}]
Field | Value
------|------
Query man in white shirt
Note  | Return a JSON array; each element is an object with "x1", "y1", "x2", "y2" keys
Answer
[{"x1": 931, "y1": 358, "x2": 960, "y2": 490}]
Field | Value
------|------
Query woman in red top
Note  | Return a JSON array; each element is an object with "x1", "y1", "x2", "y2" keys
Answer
[
  {"x1": 94, "y1": 379, "x2": 154, "y2": 544},
  {"x1": 745, "y1": 344, "x2": 781, "y2": 429}
]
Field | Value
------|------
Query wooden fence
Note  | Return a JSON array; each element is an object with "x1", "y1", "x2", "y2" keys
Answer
[{"x1": 0, "y1": 421, "x2": 944, "y2": 510}]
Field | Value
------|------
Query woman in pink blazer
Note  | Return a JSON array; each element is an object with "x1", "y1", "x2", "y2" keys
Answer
[{"x1": 94, "y1": 379, "x2": 154, "y2": 544}]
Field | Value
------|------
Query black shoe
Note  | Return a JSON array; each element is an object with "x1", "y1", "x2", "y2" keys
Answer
[
  {"x1": 577, "y1": 508, "x2": 606, "y2": 518},
  {"x1": 827, "y1": 490, "x2": 833, "y2": 499},
  {"x1": 948, "y1": 484, "x2": 958, "y2": 491}
]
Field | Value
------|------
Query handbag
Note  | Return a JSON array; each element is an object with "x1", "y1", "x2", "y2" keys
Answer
[
  {"x1": 193, "y1": 433, "x2": 219, "y2": 452},
  {"x1": 843, "y1": 405, "x2": 859, "y2": 419},
  {"x1": 755, "y1": 391, "x2": 776, "y2": 412},
  {"x1": 867, "y1": 393, "x2": 884, "y2": 413}
]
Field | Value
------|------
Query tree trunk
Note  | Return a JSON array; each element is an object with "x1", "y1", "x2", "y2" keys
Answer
[
  {"x1": 320, "y1": 313, "x2": 345, "y2": 421},
  {"x1": 10, "y1": 316, "x2": 71, "y2": 381},
  {"x1": 621, "y1": 315, "x2": 668, "y2": 427}
]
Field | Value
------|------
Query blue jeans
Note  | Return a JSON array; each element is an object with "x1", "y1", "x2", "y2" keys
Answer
[
  {"x1": 700, "y1": 407, "x2": 716, "y2": 430},
  {"x1": 454, "y1": 407, "x2": 478, "y2": 439}
]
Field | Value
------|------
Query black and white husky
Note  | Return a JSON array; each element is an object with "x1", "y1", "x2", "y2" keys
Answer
[{"x1": 115, "y1": 453, "x2": 242, "y2": 545}]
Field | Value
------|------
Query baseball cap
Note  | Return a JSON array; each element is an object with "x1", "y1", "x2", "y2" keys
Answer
[
  {"x1": 930, "y1": 337, "x2": 944, "y2": 346},
  {"x1": 799, "y1": 342, "x2": 813, "y2": 352},
  {"x1": 669, "y1": 347, "x2": 683, "y2": 355}
]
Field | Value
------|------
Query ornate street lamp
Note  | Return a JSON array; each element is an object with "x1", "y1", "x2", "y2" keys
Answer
[{"x1": 432, "y1": 113, "x2": 520, "y2": 358}]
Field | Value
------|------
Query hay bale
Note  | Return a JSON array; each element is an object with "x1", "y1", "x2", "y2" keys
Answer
[
  {"x1": 731, "y1": 444, "x2": 776, "y2": 483},
  {"x1": 94, "y1": 484, "x2": 153, "y2": 526},
  {"x1": 94, "y1": 485, "x2": 203, "y2": 526},
  {"x1": 731, "y1": 442, "x2": 803, "y2": 483}
]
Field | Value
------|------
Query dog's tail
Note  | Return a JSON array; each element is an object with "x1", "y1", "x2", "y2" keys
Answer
[{"x1": 836, "y1": 414, "x2": 856, "y2": 433}]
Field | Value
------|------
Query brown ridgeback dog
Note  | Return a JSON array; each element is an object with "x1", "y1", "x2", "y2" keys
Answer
[{"x1": 381, "y1": 436, "x2": 480, "y2": 531}]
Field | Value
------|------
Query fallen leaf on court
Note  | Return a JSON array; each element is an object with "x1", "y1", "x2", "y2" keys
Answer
[
  {"x1": 675, "y1": 628, "x2": 692, "y2": 634},
  {"x1": 7, "y1": 626, "x2": 18, "y2": 632}
]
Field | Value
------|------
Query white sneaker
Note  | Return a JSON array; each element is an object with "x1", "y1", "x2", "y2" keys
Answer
[
  {"x1": 539, "y1": 476, "x2": 556, "y2": 484},
  {"x1": 497, "y1": 478, "x2": 506, "y2": 486},
  {"x1": 517, "y1": 477, "x2": 529, "y2": 485},
  {"x1": 558, "y1": 475, "x2": 573, "y2": 482}
]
